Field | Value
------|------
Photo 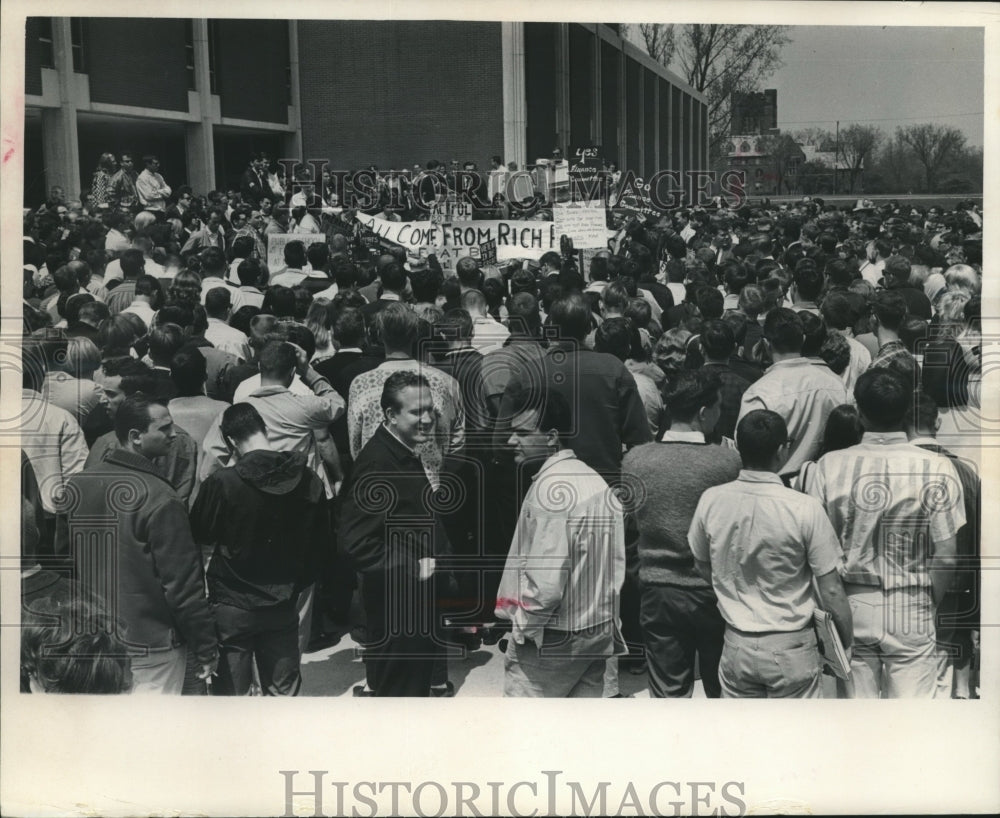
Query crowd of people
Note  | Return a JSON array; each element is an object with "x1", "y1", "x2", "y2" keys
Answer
[{"x1": 20, "y1": 148, "x2": 983, "y2": 699}]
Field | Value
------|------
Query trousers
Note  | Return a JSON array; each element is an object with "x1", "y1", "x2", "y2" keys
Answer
[
  {"x1": 719, "y1": 626, "x2": 822, "y2": 698},
  {"x1": 212, "y1": 601, "x2": 301, "y2": 696}
]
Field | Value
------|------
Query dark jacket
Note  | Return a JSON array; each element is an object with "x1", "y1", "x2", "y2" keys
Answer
[
  {"x1": 191, "y1": 449, "x2": 328, "y2": 610},
  {"x1": 339, "y1": 425, "x2": 451, "y2": 576},
  {"x1": 56, "y1": 449, "x2": 217, "y2": 664},
  {"x1": 86, "y1": 428, "x2": 198, "y2": 505}
]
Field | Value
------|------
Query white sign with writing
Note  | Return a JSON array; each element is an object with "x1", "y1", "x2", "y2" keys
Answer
[{"x1": 552, "y1": 203, "x2": 613, "y2": 249}]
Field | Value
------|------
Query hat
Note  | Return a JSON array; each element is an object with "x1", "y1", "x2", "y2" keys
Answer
[{"x1": 853, "y1": 199, "x2": 874, "y2": 212}]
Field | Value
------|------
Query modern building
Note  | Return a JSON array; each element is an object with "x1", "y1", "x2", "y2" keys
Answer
[{"x1": 24, "y1": 18, "x2": 709, "y2": 205}]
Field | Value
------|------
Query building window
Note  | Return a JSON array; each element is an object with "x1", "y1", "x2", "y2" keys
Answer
[
  {"x1": 184, "y1": 20, "x2": 196, "y2": 90},
  {"x1": 70, "y1": 18, "x2": 86, "y2": 73},
  {"x1": 207, "y1": 19, "x2": 219, "y2": 94},
  {"x1": 37, "y1": 18, "x2": 54, "y2": 68}
]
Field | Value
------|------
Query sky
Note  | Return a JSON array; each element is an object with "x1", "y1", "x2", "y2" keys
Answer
[
  {"x1": 757, "y1": 26, "x2": 983, "y2": 146},
  {"x1": 624, "y1": 23, "x2": 985, "y2": 147}
]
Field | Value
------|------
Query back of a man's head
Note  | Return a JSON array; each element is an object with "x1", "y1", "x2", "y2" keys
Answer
[
  {"x1": 307, "y1": 241, "x2": 330, "y2": 272},
  {"x1": 736, "y1": 409, "x2": 788, "y2": 471},
  {"x1": 665, "y1": 370, "x2": 721, "y2": 425},
  {"x1": 793, "y1": 266, "x2": 824, "y2": 302},
  {"x1": 700, "y1": 319, "x2": 736, "y2": 361},
  {"x1": 200, "y1": 246, "x2": 227, "y2": 277},
  {"x1": 377, "y1": 302, "x2": 419, "y2": 353},
  {"x1": 548, "y1": 292, "x2": 593, "y2": 343},
  {"x1": 506, "y1": 292, "x2": 540, "y2": 336},
  {"x1": 204, "y1": 286, "x2": 231, "y2": 319},
  {"x1": 871, "y1": 290, "x2": 907, "y2": 333},
  {"x1": 884, "y1": 254, "x2": 912, "y2": 285},
  {"x1": 283, "y1": 240, "x2": 307, "y2": 270},
  {"x1": 120, "y1": 249, "x2": 145, "y2": 279},
  {"x1": 379, "y1": 261, "x2": 407, "y2": 293},
  {"x1": 148, "y1": 323, "x2": 185, "y2": 366},
  {"x1": 220, "y1": 402, "x2": 268, "y2": 449},
  {"x1": 854, "y1": 368, "x2": 910, "y2": 431},
  {"x1": 170, "y1": 347, "x2": 207, "y2": 397},
  {"x1": 259, "y1": 340, "x2": 297, "y2": 382},
  {"x1": 763, "y1": 307, "x2": 804, "y2": 355},
  {"x1": 455, "y1": 256, "x2": 484, "y2": 290},
  {"x1": 460, "y1": 289, "x2": 488, "y2": 318}
]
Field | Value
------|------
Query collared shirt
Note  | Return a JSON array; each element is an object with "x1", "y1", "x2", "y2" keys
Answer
[
  {"x1": 807, "y1": 432, "x2": 965, "y2": 590},
  {"x1": 869, "y1": 339, "x2": 919, "y2": 384},
  {"x1": 838, "y1": 333, "x2": 872, "y2": 395},
  {"x1": 105, "y1": 281, "x2": 137, "y2": 316},
  {"x1": 121, "y1": 299, "x2": 156, "y2": 330},
  {"x1": 470, "y1": 315, "x2": 511, "y2": 355},
  {"x1": 204, "y1": 317, "x2": 250, "y2": 362},
  {"x1": 268, "y1": 268, "x2": 308, "y2": 288},
  {"x1": 135, "y1": 169, "x2": 171, "y2": 211},
  {"x1": 689, "y1": 469, "x2": 842, "y2": 632},
  {"x1": 232, "y1": 372, "x2": 312, "y2": 403},
  {"x1": 660, "y1": 429, "x2": 705, "y2": 443},
  {"x1": 495, "y1": 449, "x2": 625, "y2": 645},
  {"x1": 234, "y1": 286, "x2": 265, "y2": 311},
  {"x1": 738, "y1": 357, "x2": 848, "y2": 477},
  {"x1": 202, "y1": 379, "x2": 345, "y2": 498},
  {"x1": 21, "y1": 389, "x2": 90, "y2": 514},
  {"x1": 347, "y1": 359, "x2": 465, "y2": 488}
]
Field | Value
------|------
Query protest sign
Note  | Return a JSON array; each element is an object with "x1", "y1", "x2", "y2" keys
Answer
[
  {"x1": 354, "y1": 213, "x2": 559, "y2": 262},
  {"x1": 552, "y1": 202, "x2": 613, "y2": 249},
  {"x1": 266, "y1": 233, "x2": 328, "y2": 272},
  {"x1": 479, "y1": 239, "x2": 497, "y2": 266}
]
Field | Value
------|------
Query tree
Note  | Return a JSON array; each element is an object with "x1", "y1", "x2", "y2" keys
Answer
[
  {"x1": 758, "y1": 133, "x2": 801, "y2": 194},
  {"x1": 897, "y1": 123, "x2": 967, "y2": 193},
  {"x1": 792, "y1": 127, "x2": 833, "y2": 148},
  {"x1": 633, "y1": 24, "x2": 792, "y2": 162},
  {"x1": 636, "y1": 23, "x2": 675, "y2": 66},
  {"x1": 838, "y1": 124, "x2": 883, "y2": 194}
]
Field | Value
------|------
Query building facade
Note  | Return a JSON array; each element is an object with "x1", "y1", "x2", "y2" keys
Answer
[{"x1": 24, "y1": 18, "x2": 708, "y2": 205}]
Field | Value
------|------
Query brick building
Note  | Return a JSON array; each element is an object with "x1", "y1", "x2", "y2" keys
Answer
[{"x1": 24, "y1": 18, "x2": 708, "y2": 204}]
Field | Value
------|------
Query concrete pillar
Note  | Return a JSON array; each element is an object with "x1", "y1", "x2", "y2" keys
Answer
[
  {"x1": 188, "y1": 19, "x2": 216, "y2": 191},
  {"x1": 42, "y1": 18, "x2": 81, "y2": 199},
  {"x1": 501, "y1": 22, "x2": 526, "y2": 169},
  {"x1": 286, "y1": 21, "x2": 303, "y2": 160}
]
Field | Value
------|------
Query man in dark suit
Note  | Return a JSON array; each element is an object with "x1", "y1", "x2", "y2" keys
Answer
[{"x1": 240, "y1": 154, "x2": 267, "y2": 207}]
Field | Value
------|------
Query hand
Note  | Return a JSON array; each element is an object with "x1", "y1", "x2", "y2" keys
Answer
[
  {"x1": 197, "y1": 658, "x2": 219, "y2": 681},
  {"x1": 417, "y1": 557, "x2": 436, "y2": 581},
  {"x1": 288, "y1": 343, "x2": 310, "y2": 377}
]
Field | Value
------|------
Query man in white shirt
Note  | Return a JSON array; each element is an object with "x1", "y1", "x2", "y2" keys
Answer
[
  {"x1": 120, "y1": 275, "x2": 159, "y2": 331},
  {"x1": 135, "y1": 155, "x2": 172, "y2": 213},
  {"x1": 269, "y1": 240, "x2": 310, "y2": 288},
  {"x1": 203, "y1": 287, "x2": 250, "y2": 362},
  {"x1": 496, "y1": 386, "x2": 625, "y2": 697},
  {"x1": 462, "y1": 290, "x2": 510, "y2": 354},
  {"x1": 105, "y1": 236, "x2": 165, "y2": 284}
]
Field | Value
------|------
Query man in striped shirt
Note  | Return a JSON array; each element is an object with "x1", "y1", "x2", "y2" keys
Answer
[{"x1": 807, "y1": 369, "x2": 965, "y2": 698}]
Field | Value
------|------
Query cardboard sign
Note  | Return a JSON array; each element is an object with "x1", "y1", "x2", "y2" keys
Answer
[
  {"x1": 479, "y1": 239, "x2": 498, "y2": 266},
  {"x1": 552, "y1": 202, "x2": 613, "y2": 249},
  {"x1": 266, "y1": 233, "x2": 328, "y2": 272}
]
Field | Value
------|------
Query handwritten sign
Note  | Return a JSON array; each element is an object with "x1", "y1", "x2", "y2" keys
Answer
[
  {"x1": 552, "y1": 203, "x2": 613, "y2": 249},
  {"x1": 479, "y1": 239, "x2": 497, "y2": 266},
  {"x1": 354, "y1": 213, "x2": 559, "y2": 261},
  {"x1": 266, "y1": 233, "x2": 328, "y2": 272}
]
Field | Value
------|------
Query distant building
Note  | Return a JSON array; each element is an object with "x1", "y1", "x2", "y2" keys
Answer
[
  {"x1": 730, "y1": 89, "x2": 778, "y2": 136},
  {"x1": 24, "y1": 19, "x2": 709, "y2": 205}
]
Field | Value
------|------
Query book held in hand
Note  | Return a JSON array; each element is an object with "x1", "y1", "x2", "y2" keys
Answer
[{"x1": 814, "y1": 609, "x2": 852, "y2": 680}]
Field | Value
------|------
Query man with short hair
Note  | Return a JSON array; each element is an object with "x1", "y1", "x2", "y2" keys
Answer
[
  {"x1": 104, "y1": 249, "x2": 146, "y2": 316},
  {"x1": 496, "y1": 386, "x2": 625, "y2": 697},
  {"x1": 623, "y1": 371, "x2": 742, "y2": 698},
  {"x1": 110, "y1": 153, "x2": 139, "y2": 212},
  {"x1": 234, "y1": 259, "x2": 266, "y2": 310},
  {"x1": 790, "y1": 263, "x2": 823, "y2": 316},
  {"x1": 737, "y1": 308, "x2": 847, "y2": 478},
  {"x1": 462, "y1": 289, "x2": 510, "y2": 354},
  {"x1": 269, "y1": 240, "x2": 309, "y2": 288},
  {"x1": 689, "y1": 409, "x2": 852, "y2": 698},
  {"x1": 167, "y1": 348, "x2": 230, "y2": 456},
  {"x1": 867, "y1": 290, "x2": 919, "y2": 386},
  {"x1": 120, "y1": 274, "x2": 160, "y2": 330},
  {"x1": 203, "y1": 287, "x2": 250, "y2": 361},
  {"x1": 820, "y1": 291, "x2": 871, "y2": 394},
  {"x1": 808, "y1": 370, "x2": 965, "y2": 698},
  {"x1": 58, "y1": 394, "x2": 218, "y2": 694},
  {"x1": 181, "y1": 207, "x2": 226, "y2": 255},
  {"x1": 240, "y1": 154, "x2": 267, "y2": 205},
  {"x1": 198, "y1": 247, "x2": 230, "y2": 304},
  {"x1": 884, "y1": 255, "x2": 932, "y2": 319},
  {"x1": 360, "y1": 261, "x2": 408, "y2": 323},
  {"x1": 698, "y1": 320, "x2": 753, "y2": 444},
  {"x1": 191, "y1": 403, "x2": 328, "y2": 695},
  {"x1": 339, "y1": 371, "x2": 452, "y2": 696},
  {"x1": 498, "y1": 292, "x2": 651, "y2": 481},
  {"x1": 135, "y1": 155, "x2": 172, "y2": 213}
]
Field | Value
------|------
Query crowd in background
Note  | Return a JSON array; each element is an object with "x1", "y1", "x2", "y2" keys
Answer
[{"x1": 20, "y1": 148, "x2": 982, "y2": 699}]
